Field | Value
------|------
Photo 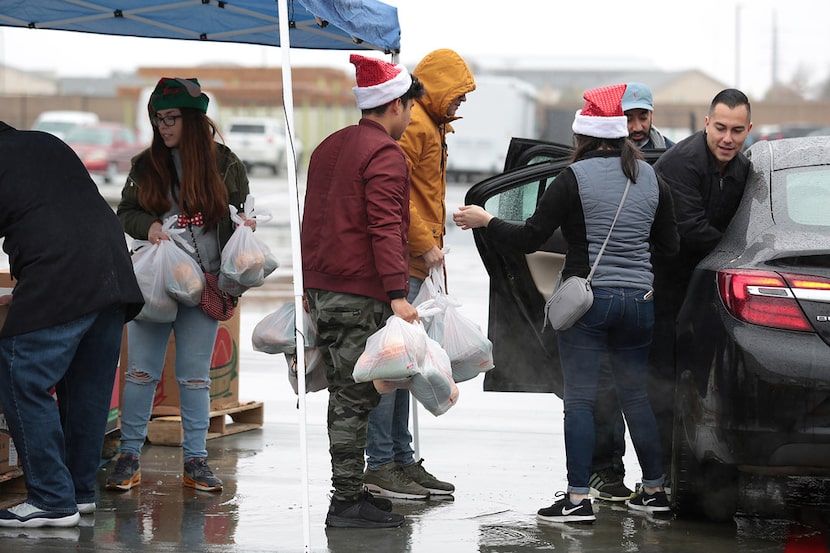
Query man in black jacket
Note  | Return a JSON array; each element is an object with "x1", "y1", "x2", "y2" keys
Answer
[
  {"x1": 649, "y1": 89, "x2": 752, "y2": 479},
  {"x1": 0, "y1": 122, "x2": 144, "y2": 528}
]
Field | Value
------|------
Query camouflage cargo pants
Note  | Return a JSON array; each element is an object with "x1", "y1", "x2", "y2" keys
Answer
[{"x1": 305, "y1": 288, "x2": 393, "y2": 501}]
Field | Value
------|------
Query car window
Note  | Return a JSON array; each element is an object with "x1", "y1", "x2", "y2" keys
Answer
[
  {"x1": 65, "y1": 127, "x2": 113, "y2": 145},
  {"x1": 784, "y1": 168, "x2": 830, "y2": 227},
  {"x1": 483, "y1": 174, "x2": 556, "y2": 223},
  {"x1": 229, "y1": 124, "x2": 266, "y2": 134}
]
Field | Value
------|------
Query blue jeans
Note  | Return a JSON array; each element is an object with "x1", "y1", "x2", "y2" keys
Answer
[
  {"x1": 558, "y1": 287, "x2": 664, "y2": 495},
  {"x1": 120, "y1": 304, "x2": 218, "y2": 460},
  {"x1": 0, "y1": 304, "x2": 126, "y2": 513},
  {"x1": 365, "y1": 277, "x2": 422, "y2": 469}
]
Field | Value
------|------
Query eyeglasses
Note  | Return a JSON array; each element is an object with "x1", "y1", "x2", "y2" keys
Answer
[{"x1": 151, "y1": 114, "x2": 183, "y2": 127}]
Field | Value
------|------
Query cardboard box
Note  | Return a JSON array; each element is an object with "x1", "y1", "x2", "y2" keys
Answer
[
  {"x1": 105, "y1": 368, "x2": 121, "y2": 435},
  {"x1": 0, "y1": 411, "x2": 20, "y2": 475},
  {"x1": 0, "y1": 270, "x2": 12, "y2": 331},
  {"x1": 0, "y1": 299, "x2": 7, "y2": 331},
  {"x1": 119, "y1": 308, "x2": 241, "y2": 417},
  {"x1": 0, "y1": 273, "x2": 20, "y2": 475}
]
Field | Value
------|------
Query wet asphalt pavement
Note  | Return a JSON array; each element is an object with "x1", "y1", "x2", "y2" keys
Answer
[{"x1": 1, "y1": 177, "x2": 829, "y2": 551}]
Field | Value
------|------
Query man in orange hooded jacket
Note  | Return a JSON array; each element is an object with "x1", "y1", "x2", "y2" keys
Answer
[{"x1": 364, "y1": 48, "x2": 476, "y2": 499}]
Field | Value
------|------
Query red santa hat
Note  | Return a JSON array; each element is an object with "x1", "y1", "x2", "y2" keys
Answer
[
  {"x1": 572, "y1": 84, "x2": 629, "y2": 139},
  {"x1": 350, "y1": 54, "x2": 412, "y2": 110}
]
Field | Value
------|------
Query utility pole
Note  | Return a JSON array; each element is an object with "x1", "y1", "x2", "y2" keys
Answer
[
  {"x1": 734, "y1": 4, "x2": 741, "y2": 89},
  {"x1": 771, "y1": 8, "x2": 778, "y2": 88}
]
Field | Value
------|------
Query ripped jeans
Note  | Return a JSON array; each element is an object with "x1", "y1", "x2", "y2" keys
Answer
[{"x1": 120, "y1": 304, "x2": 219, "y2": 460}]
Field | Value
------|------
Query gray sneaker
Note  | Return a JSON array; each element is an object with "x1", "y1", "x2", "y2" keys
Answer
[
  {"x1": 183, "y1": 458, "x2": 223, "y2": 492},
  {"x1": 588, "y1": 468, "x2": 634, "y2": 502},
  {"x1": 401, "y1": 459, "x2": 455, "y2": 495},
  {"x1": 106, "y1": 453, "x2": 141, "y2": 491},
  {"x1": 364, "y1": 463, "x2": 429, "y2": 499}
]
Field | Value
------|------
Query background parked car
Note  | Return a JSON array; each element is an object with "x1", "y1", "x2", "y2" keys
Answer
[
  {"x1": 32, "y1": 110, "x2": 99, "y2": 141},
  {"x1": 463, "y1": 136, "x2": 830, "y2": 522},
  {"x1": 63, "y1": 122, "x2": 144, "y2": 183},
  {"x1": 223, "y1": 116, "x2": 287, "y2": 175},
  {"x1": 743, "y1": 123, "x2": 825, "y2": 150}
]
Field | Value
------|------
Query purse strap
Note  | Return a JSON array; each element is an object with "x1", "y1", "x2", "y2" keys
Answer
[
  {"x1": 187, "y1": 223, "x2": 208, "y2": 273},
  {"x1": 586, "y1": 179, "x2": 631, "y2": 284}
]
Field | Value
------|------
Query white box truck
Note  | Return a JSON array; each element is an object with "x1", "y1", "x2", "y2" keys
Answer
[{"x1": 446, "y1": 75, "x2": 538, "y2": 182}]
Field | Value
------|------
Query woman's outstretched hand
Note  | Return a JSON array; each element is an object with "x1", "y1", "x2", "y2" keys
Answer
[{"x1": 452, "y1": 205, "x2": 493, "y2": 230}]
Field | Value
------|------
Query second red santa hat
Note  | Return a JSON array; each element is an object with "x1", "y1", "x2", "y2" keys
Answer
[{"x1": 572, "y1": 84, "x2": 629, "y2": 139}]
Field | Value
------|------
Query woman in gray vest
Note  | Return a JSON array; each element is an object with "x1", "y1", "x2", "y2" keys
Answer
[{"x1": 453, "y1": 84, "x2": 679, "y2": 524}]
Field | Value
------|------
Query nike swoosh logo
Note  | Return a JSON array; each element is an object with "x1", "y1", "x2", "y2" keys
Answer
[
  {"x1": 643, "y1": 498, "x2": 657, "y2": 505},
  {"x1": 562, "y1": 505, "x2": 584, "y2": 515}
]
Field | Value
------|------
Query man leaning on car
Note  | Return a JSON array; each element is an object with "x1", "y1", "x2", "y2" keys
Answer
[{"x1": 648, "y1": 88, "x2": 753, "y2": 475}]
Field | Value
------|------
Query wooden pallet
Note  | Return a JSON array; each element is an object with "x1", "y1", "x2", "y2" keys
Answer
[
  {"x1": 0, "y1": 469, "x2": 26, "y2": 509},
  {"x1": 146, "y1": 401, "x2": 264, "y2": 446}
]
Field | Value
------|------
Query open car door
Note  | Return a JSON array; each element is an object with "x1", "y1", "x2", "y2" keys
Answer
[
  {"x1": 466, "y1": 138, "x2": 664, "y2": 395},
  {"x1": 464, "y1": 139, "x2": 573, "y2": 395}
]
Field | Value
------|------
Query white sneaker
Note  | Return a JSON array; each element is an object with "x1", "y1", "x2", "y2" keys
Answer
[
  {"x1": 77, "y1": 502, "x2": 96, "y2": 515},
  {"x1": 0, "y1": 502, "x2": 81, "y2": 528}
]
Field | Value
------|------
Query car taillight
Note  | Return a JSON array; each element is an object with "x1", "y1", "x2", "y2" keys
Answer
[{"x1": 717, "y1": 269, "x2": 814, "y2": 332}]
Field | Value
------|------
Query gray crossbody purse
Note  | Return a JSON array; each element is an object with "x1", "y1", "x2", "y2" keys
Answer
[{"x1": 544, "y1": 179, "x2": 631, "y2": 331}]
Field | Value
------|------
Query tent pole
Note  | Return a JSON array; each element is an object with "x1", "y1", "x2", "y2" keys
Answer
[
  {"x1": 388, "y1": 49, "x2": 422, "y2": 460},
  {"x1": 277, "y1": 1, "x2": 311, "y2": 551}
]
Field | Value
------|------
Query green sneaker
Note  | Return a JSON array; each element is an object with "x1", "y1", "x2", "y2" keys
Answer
[
  {"x1": 401, "y1": 459, "x2": 454, "y2": 495},
  {"x1": 364, "y1": 463, "x2": 429, "y2": 499}
]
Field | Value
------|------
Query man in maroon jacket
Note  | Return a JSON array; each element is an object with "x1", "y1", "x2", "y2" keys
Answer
[{"x1": 301, "y1": 55, "x2": 424, "y2": 529}]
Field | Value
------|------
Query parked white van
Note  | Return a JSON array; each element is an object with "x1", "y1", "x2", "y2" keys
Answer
[{"x1": 32, "y1": 110, "x2": 100, "y2": 140}]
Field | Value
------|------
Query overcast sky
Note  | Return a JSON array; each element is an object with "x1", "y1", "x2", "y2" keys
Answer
[{"x1": 1, "y1": 0, "x2": 829, "y2": 100}]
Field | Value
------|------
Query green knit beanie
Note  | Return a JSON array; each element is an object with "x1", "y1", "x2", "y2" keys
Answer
[{"x1": 148, "y1": 77, "x2": 209, "y2": 115}]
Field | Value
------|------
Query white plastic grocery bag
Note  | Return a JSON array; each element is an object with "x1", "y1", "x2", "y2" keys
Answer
[
  {"x1": 219, "y1": 194, "x2": 279, "y2": 294},
  {"x1": 252, "y1": 301, "x2": 303, "y2": 354},
  {"x1": 157, "y1": 216, "x2": 205, "y2": 307},
  {"x1": 353, "y1": 315, "x2": 428, "y2": 383},
  {"x1": 407, "y1": 337, "x2": 459, "y2": 416},
  {"x1": 131, "y1": 240, "x2": 178, "y2": 323},
  {"x1": 417, "y1": 266, "x2": 494, "y2": 383}
]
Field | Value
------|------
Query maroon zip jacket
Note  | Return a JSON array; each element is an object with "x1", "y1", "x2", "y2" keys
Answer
[{"x1": 301, "y1": 118, "x2": 410, "y2": 303}]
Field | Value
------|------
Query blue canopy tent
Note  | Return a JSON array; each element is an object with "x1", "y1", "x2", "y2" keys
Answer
[
  {"x1": 0, "y1": 0, "x2": 400, "y2": 51},
  {"x1": 0, "y1": 1, "x2": 401, "y2": 549}
]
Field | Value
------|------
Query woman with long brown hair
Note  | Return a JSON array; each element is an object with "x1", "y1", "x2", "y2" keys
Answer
[{"x1": 110, "y1": 77, "x2": 251, "y2": 494}]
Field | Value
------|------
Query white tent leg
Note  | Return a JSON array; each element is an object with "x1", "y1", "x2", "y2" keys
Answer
[
  {"x1": 277, "y1": 2, "x2": 311, "y2": 552},
  {"x1": 411, "y1": 393, "x2": 420, "y2": 460}
]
